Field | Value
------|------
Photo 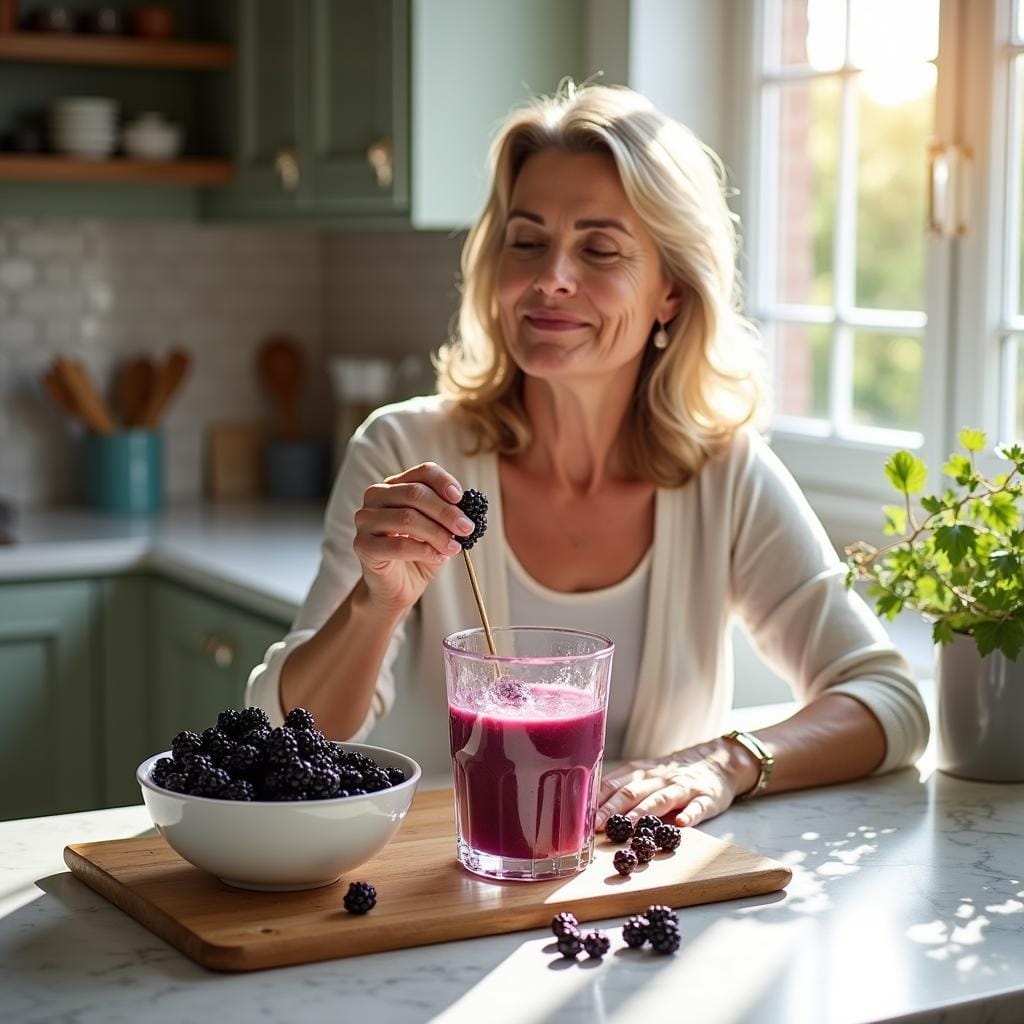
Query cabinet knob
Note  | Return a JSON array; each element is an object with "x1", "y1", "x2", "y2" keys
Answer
[
  {"x1": 202, "y1": 635, "x2": 236, "y2": 668},
  {"x1": 367, "y1": 137, "x2": 393, "y2": 189},
  {"x1": 274, "y1": 146, "x2": 300, "y2": 192}
]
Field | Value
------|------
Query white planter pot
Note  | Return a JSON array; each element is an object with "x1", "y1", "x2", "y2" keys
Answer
[{"x1": 935, "y1": 632, "x2": 1024, "y2": 782}]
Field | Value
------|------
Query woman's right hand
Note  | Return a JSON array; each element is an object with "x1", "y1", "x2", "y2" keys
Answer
[{"x1": 353, "y1": 461, "x2": 477, "y2": 614}]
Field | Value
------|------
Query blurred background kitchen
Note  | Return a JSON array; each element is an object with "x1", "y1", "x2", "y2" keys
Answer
[{"x1": 4, "y1": 0, "x2": 1017, "y2": 818}]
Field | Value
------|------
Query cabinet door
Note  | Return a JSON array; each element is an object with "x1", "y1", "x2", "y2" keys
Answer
[
  {"x1": 213, "y1": 0, "x2": 309, "y2": 214},
  {"x1": 152, "y1": 580, "x2": 287, "y2": 742},
  {"x1": 307, "y1": 0, "x2": 409, "y2": 214},
  {"x1": 0, "y1": 580, "x2": 100, "y2": 820}
]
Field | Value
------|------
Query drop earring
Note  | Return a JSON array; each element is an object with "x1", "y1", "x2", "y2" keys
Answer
[{"x1": 652, "y1": 322, "x2": 669, "y2": 349}]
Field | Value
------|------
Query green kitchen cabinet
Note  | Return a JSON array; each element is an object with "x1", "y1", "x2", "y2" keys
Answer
[
  {"x1": 0, "y1": 579, "x2": 101, "y2": 821},
  {"x1": 151, "y1": 579, "x2": 287, "y2": 740},
  {"x1": 204, "y1": 0, "x2": 409, "y2": 221}
]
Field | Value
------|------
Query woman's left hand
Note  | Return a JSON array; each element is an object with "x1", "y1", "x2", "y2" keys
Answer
[{"x1": 595, "y1": 739, "x2": 758, "y2": 831}]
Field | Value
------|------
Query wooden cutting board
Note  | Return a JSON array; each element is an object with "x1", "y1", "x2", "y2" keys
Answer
[{"x1": 64, "y1": 789, "x2": 791, "y2": 973}]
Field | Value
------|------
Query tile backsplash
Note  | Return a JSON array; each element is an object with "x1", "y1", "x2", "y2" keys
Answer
[{"x1": 0, "y1": 220, "x2": 464, "y2": 508}]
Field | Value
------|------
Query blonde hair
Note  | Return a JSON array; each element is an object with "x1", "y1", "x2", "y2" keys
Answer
[{"x1": 435, "y1": 82, "x2": 763, "y2": 487}]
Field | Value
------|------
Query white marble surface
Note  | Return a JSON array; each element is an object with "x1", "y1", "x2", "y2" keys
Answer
[
  {"x1": 0, "y1": 503, "x2": 325, "y2": 620},
  {"x1": 2, "y1": 762, "x2": 1022, "y2": 1024}
]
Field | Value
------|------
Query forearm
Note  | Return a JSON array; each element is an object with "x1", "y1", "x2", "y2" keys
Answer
[
  {"x1": 280, "y1": 578, "x2": 405, "y2": 740},
  {"x1": 724, "y1": 692, "x2": 888, "y2": 798}
]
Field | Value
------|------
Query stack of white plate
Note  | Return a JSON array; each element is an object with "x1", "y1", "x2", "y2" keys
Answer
[{"x1": 50, "y1": 98, "x2": 119, "y2": 159}]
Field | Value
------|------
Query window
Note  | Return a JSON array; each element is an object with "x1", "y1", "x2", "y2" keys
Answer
[{"x1": 735, "y1": 0, "x2": 1022, "y2": 536}]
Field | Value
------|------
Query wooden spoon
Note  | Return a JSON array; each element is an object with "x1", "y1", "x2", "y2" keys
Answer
[
  {"x1": 41, "y1": 365, "x2": 83, "y2": 424},
  {"x1": 115, "y1": 357, "x2": 154, "y2": 428},
  {"x1": 138, "y1": 348, "x2": 191, "y2": 428},
  {"x1": 257, "y1": 335, "x2": 304, "y2": 440},
  {"x1": 54, "y1": 356, "x2": 116, "y2": 434}
]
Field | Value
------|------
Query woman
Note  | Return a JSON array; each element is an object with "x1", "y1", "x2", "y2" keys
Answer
[{"x1": 247, "y1": 83, "x2": 929, "y2": 830}]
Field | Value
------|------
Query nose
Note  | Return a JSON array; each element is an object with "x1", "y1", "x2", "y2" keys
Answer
[{"x1": 532, "y1": 247, "x2": 576, "y2": 297}]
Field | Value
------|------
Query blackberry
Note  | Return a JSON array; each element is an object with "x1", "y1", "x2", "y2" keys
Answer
[
  {"x1": 582, "y1": 930, "x2": 611, "y2": 959},
  {"x1": 171, "y1": 729, "x2": 202, "y2": 760},
  {"x1": 343, "y1": 881, "x2": 377, "y2": 914},
  {"x1": 205, "y1": 733, "x2": 237, "y2": 766},
  {"x1": 604, "y1": 814, "x2": 634, "y2": 844},
  {"x1": 622, "y1": 915, "x2": 649, "y2": 949},
  {"x1": 636, "y1": 814, "x2": 662, "y2": 834},
  {"x1": 386, "y1": 766, "x2": 407, "y2": 786},
  {"x1": 337, "y1": 767, "x2": 365, "y2": 791},
  {"x1": 309, "y1": 767, "x2": 342, "y2": 799},
  {"x1": 555, "y1": 930, "x2": 583, "y2": 958},
  {"x1": 362, "y1": 768, "x2": 391, "y2": 793},
  {"x1": 613, "y1": 849, "x2": 638, "y2": 876},
  {"x1": 551, "y1": 911, "x2": 579, "y2": 938},
  {"x1": 291, "y1": 728, "x2": 321, "y2": 760},
  {"x1": 265, "y1": 727, "x2": 300, "y2": 767},
  {"x1": 645, "y1": 905, "x2": 678, "y2": 926},
  {"x1": 194, "y1": 767, "x2": 231, "y2": 797},
  {"x1": 647, "y1": 918, "x2": 681, "y2": 954},
  {"x1": 216, "y1": 709, "x2": 243, "y2": 737},
  {"x1": 284, "y1": 707, "x2": 316, "y2": 732},
  {"x1": 223, "y1": 742, "x2": 261, "y2": 779},
  {"x1": 163, "y1": 772, "x2": 187, "y2": 793},
  {"x1": 280, "y1": 759, "x2": 313, "y2": 794},
  {"x1": 223, "y1": 779, "x2": 255, "y2": 801},
  {"x1": 180, "y1": 752, "x2": 213, "y2": 779},
  {"x1": 151, "y1": 756, "x2": 177, "y2": 786},
  {"x1": 240, "y1": 724, "x2": 270, "y2": 748},
  {"x1": 238, "y1": 706, "x2": 270, "y2": 733},
  {"x1": 455, "y1": 488, "x2": 488, "y2": 549},
  {"x1": 258, "y1": 768, "x2": 285, "y2": 800},
  {"x1": 654, "y1": 824, "x2": 682, "y2": 851},
  {"x1": 630, "y1": 834, "x2": 657, "y2": 864}
]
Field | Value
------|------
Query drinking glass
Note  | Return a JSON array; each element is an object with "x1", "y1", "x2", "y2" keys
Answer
[{"x1": 443, "y1": 626, "x2": 613, "y2": 881}]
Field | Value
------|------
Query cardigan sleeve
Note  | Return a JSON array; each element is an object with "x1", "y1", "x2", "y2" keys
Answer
[
  {"x1": 244, "y1": 411, "x2": 413, "y2": 740},
  {"x1": 726, "y1": 431, "x2": 930, "y2": 773}
]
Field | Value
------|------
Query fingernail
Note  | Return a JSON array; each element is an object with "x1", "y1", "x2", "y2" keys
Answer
[
  {"x1": 445, "y1": 484, "x2": 462, "y2": 502},
  {"x1": 447, "y1": 539, "x2": 462, "y2": 554},
  {"x1": 455, "y1": 516, "x2": 474, "y2": 534}
]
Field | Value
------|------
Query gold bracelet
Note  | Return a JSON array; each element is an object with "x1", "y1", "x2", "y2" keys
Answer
[{"x1": 722, "y1": 729, "x2": 774, "y2": 800}]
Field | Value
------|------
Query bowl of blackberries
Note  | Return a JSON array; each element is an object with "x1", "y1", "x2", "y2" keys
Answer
[{"x1": 136, "y1": 706, "x2": 420, "y2": 891}]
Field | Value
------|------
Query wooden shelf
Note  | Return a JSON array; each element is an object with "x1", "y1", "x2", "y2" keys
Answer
[
  {"x1": 0, "y1": 154, "x2": 233, "y2": 185},
  {"x1": 0, "y1": 32, "x2": 232, "y2": 70}
]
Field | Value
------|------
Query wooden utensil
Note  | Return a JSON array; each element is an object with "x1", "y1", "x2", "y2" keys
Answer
[
  {"x1": 64, "y1": 788, "x2": 791, "y2": 972},
  {"x1": 138, "y1": 348, "x2": 191, "y2": 428},
  {"x1": 41, "y1": 365, "x2": 84, "y2": 424},
  {"x1": 53, "y1": 356, "x2": 116, "y2": 434},
  {"x1": 257, "y1": 335, "x2": 304, "y2": 440},
  {"x1": 115, "y1": 357, "x2": 155, "y2": 428}
]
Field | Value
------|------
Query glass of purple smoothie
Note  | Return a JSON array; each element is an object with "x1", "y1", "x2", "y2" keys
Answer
[{"x1": 443, "y1": 626, "x2": 613, "y2": 882}]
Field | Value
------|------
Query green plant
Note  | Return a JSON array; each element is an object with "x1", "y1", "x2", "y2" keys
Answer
[{"x1": 845, "y1": 429, "x2": 1024, "y2": 660}]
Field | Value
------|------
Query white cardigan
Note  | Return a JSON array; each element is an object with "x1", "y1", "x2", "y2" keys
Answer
[{"x1": 246, "y1": 395, "x2": 929, "y2": 777}]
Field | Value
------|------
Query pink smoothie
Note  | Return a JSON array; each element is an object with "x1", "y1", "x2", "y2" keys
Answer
[{"x1": 449, "y1": 684, "x2": 607, "y2": 861}]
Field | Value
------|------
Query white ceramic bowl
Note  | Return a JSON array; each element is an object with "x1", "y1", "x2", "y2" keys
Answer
[{"x1": 136, "y1": 741, "x2": 421, "y2": 891}]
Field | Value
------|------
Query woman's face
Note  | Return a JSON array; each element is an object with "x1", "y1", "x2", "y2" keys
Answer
[{"x1": 496, "y1": 149, "x2": 681, "y2": 383}]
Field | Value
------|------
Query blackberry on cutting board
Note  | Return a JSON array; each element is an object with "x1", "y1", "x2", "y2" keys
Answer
[
  {"x1": 551, "y1": 912, "x2": 579, "y2": 938},
  {"x1": 654, "y1": 823, "x2": 682, "y2": 851},
  {"x1": 630, "y1": 834, "x2": 657, "y2": 864},
  {"x1": 635, "y1": 814, "x2": 662, "y2": 835},
  {"x1": 454, "y1": 488, "x2": 488, "y2": 549},
  {"x1": 613, "y1": 849, "x2": 638, "y2": 876},
  {"x1": 604, "y1": 814, "x2": 634, "y2": 844},
  {"x1": 343, "y1": 881, "x2": 377, "y2": 915}
]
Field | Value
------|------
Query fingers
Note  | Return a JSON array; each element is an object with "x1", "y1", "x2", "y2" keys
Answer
[
  {"x1": 595, "y1": 774, "x2": 665, "y2": 830},
  {"x1": 356, "y1": 505, "x2": 463, "y2": 558},
  {"x1": 673, "y1": 794, "x2": 715, "y2": 828},
  {"x1": 629, "y1": 783, "x2": 693, "y2": 822},
  {"x1": 384, "y1": 461, "x2": 463, "y2": 504}
]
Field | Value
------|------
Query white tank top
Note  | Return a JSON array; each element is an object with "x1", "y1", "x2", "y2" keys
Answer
[{"x1": 505, "y1": 543, "x2": 651, "y2": 759}]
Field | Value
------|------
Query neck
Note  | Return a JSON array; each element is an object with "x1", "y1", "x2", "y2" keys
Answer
[{"x1": 520, "y1": 366, "x2": 640, "y2": 495}]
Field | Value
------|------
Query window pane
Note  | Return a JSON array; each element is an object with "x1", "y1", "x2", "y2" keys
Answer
[
  {"x1": 1008, "y1": 335, "x2": 1024, "y2": 440},
  {"x1": 775, "y1": 322, "x2": 832, "y2": 418},
  {"x1": 853, "y1": 331, "x2": 923, "y2": 430},
  {"x1": 849, "y1": 0, "x2": 939, "y2": 68},
  {"x1": 773, "y1": 0, "x2": 846, "y2": 70},
  {"x1": 854, "y1": 66, "x2": 935, "y2": 311},
  {"x1": 1016, "y1": 57, "x2": 1024, "y2": 316},
  {"x1": 777, "y1": 78, "x2": 841, "y2": 305}
]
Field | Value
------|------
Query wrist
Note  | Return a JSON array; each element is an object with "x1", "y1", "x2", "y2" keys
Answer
[
  {"x1": 717, "y1": 732, "x2": 766, "y2": 799},
  {"x1": 352, "y1": 577, "x2": 410, "y2": 626}
]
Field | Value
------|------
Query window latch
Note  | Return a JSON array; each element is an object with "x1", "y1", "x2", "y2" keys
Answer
[{"x1": 927, "y1": 140, "x2": 972, "y2": 238}]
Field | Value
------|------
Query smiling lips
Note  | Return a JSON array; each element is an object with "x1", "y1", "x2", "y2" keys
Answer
[{"x1": 523, "y1": 309, "x2": 588, "y2": 331}]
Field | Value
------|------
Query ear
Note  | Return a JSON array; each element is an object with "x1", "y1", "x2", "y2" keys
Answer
[{"x1": 657, "y1": 280, "x2": 686, "y2": 327}]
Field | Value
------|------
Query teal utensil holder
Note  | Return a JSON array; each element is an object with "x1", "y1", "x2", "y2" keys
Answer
[{"x1": 84, "y1": 431, "x2": 164, "y2": 514}]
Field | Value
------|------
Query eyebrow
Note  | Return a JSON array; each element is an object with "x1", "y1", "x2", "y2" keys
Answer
[{"x1": 506, "y1": 209, "x2": 634, "y2": 237}]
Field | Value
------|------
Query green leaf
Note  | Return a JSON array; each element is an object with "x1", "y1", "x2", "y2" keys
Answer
[
  {"x1": 874, "y1": 591, "x2": 904, "y2": 620},
  {"x1": 920, "y1": 495, "x2": 945, "y2": 515},
  {"x1": 973, "y1": 619, "x2": 1024, "y2": 660},
  {"x1": 985, "y1": 491, "x2": 1019, "y2": 532},
  {"x1": 885, "y1": 451, "x2": 927, "y2": 495},
  {"x1": 943, "y1": 454, "x2": 973, "y2": 484},
  {"x1": 959, "y1": 428, "x2": 986, "y2": 452},
  {"x1": 934, "y1": 524, "x2": 977, "y2": 564},
  {"x1": 932, "y1": 619, "x2": 955, "y2": 645},
  {"x1": 882, "y1": 505, "x2": 908, "y2": 536}
]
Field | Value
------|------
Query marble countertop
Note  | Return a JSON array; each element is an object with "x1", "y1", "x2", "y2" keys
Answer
[
  {"x1": 0, "y1": 503, "x2": 325, "y2": 620},
  {"x1": 2, "y1": 757, "x2": 1023, "y2": 1024}
]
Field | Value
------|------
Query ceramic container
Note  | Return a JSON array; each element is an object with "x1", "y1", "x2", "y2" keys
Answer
[
  {"x1": 121, "y1": 112, "x2": 182, "y2": 161},
  {"x1": 137, "y1": 742, "x2": 421, "y2": 890},
  {"x1": 84, "y1": 431, "x2": 163, "y2": 514}
]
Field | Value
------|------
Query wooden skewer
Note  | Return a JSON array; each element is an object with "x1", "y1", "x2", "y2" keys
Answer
[{"x1": 461, "y1": 548, "x2": 500, "y2": 675}]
